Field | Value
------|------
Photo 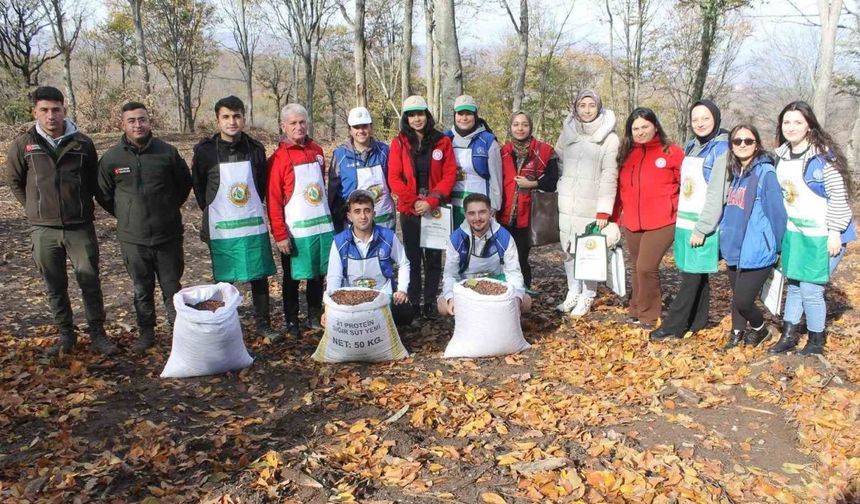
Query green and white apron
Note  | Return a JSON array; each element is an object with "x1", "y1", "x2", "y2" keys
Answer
[
  {"x1": 674, "y1": 156, "x2": 719, "y2": 273},
  {"x1": 777, "y1": 159, "x2": 829, "y2": 283},
  {"x1": 463, "y1": 245, "x2": 506, "y2": 282},
  {"x1": 451, "y1": 148, "x2": 489, "y2": 228},
  {"x1": 285, "y1": 162, "x2": 334, "y2": 280},
  {"x1": 346, "y1": 253, "x2": 393, "y2": 294},
  {"x1": 356, "y1": 164, "x2": 395, "y2": 228},
  {"x1": 208, "y1": 160, "x2": 276, "y2": 282}
]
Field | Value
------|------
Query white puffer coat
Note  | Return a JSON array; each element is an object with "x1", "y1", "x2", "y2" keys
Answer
[{"x1": 555, "y1": 109, "x2": 620, "y2": 252}]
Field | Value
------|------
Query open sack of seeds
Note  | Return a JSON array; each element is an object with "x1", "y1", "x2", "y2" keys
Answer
[
  {"x1": 444, "y1": 278, "x2": 530, "y2": 358},
  {"x1": 161, "y1": 283, "x2": 254, "y2": 378},
  {"x1": 312, "y1": 288, "x2": 409, "y2": 363}
]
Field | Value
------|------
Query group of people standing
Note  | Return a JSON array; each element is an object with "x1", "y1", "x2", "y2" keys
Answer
[{"x1": 5, "y1": 84, "x2": 854, "y2": 358}]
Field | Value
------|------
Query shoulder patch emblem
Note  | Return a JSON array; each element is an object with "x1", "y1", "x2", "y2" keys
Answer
[
  {"x1": 114, "y1": 167, "x2": 131, "y2": 175},
  {"x1": 316, "y1": 154, "x2": 325, "y2": 166},
  {"x1": 655, "y1": 157, "x2": 667, "y2": 169},
  {"x1": 432, "y1": 149, "x2": 443, "y2": 161}
]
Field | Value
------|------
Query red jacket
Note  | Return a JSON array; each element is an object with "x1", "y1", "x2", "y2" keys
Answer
[
  {"x1": 616, "y1": 137, "x2": 684, "y2": 232},
  {"x1": 387, "y1": 133, "x2": 457, "y2": 216},
  {"x1": 267, "y1": 138, "x2": 326, "y2": 242},
  {"x1": 498, "y1": 138, "x2": 555, "y2": 228}
]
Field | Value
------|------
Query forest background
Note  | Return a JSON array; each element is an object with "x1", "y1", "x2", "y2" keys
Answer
[{"x1": 0, "y1": 0, "x2": 859, "y2": 162}]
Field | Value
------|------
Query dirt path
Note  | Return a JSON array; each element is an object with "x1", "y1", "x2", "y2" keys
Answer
[{"x1": 2, "y1": 133, "x2": 860, "y2": 503}]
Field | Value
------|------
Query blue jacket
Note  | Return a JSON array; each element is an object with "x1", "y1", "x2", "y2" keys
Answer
[
  {"x1": 450, "y1": 222, "x2": 512, "y2": 275},
  {"x1": 445, "y1": 128, "x2": 496, "y2": 182},
  {"x1": 719, "y1": 154, "x2": 787, "y2": 269},
  {"x1": 327, "y1": 138, "x2": 390, "y2": 229},
  {"x1": 797, "y1": 152, "x2": 857, "y2": 244},
  {"x1": 333, "y1": 224, "x2": 396, "y2": 284},
  {"x1": 684, "y1": 132, "x2": 729, "y2": 183}
]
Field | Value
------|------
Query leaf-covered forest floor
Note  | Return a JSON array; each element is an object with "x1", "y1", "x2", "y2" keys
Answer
[{"x1": 2, "y1": 133, "x2": 860, "y2": 503}]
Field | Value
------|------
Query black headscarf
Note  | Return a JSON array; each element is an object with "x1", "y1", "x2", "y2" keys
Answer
[{"x1": 691, "y1": 99, "x2": 722, "y2": 144}]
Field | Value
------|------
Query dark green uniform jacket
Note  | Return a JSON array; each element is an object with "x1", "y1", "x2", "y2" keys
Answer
[
  {"x1": 5, "y1": 125, "x2": 103, "y2": 226},
  {"x1": 98, "y1": 134, "x2": 192, "y2": 246}
]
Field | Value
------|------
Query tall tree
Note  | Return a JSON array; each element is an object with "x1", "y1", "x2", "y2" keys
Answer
[
  {"x1": 270, "y1": 0, "x2": 336, "y2": 137},
  {"x1": 98, "y1": 9, "x2": 137, "y2": 89},
  {"x1": 812, "y1": 0, "x2": 844, "y2": 126},
  {"x1": 607, "y1": 0, "x2": 657, "y2": 113},
  {"x1": 401, "y1": 0, "x2": 412, "y2": 102},
  {"x1": 366, "y1": 0, "x2": 405, "y2": 124},
  {"x1": 147, "y1": 0, "x2": 217, "y2": 132},
  {"x1": 0, "y1": 0, "x2": 61, "y2": 87},
  {"x1": 423, "y1": 0, "x2": 439, "y2": 117},
  {"x1": 223, "y1": 0, "x2": 261, "y2": 125},
  {"x1": 433, "y1": 0, "x2": 462, "y2": 125},
  {"x1": 680, "y1": 0, "x2": 750, "y2": 106},
  {"x1": 256, "y1": 52, "x2": 300, "y2": 132},
  {"x1": 500, "y1": 0, "x2": 528, "y2": 111},
  {"x1": 41, "y1": 0, "x2": 83, "y2": 120},
  {"x1": 336, "y1": 0, "x2": 368, "y2": 106},
  {"x1": 127, "y1": 0, "x2": 152, "y2": 95}
]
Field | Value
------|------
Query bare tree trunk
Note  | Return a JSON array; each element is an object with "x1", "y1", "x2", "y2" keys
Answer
[
  {"x1": 847, "y1": 98, "x2": 860, "y2": 182},
  {"x1": 355, "y1": 0, "x2": 367, "y2": 106},
  {"x1": 401, "y1": 0, "x2": 413, "y2": 102},
  {"x1": 43, "y1": 0, "x2": 80, "y2": 121},
  {"x1": 691, "y1": 1, "x2": 719, "y2": 105},
  {"x1": 303, "y1": 50, "x2": 315, "y2": 136},
  {"x1": 812, "y1": 0, "x2": 842, "y2": 126},
  {"x1": 128, "y1": 0, "x2": 151, "y2": 96},
  {"x1": 501, "y1": 0, "x2": 528, "y2": 112},
  {"x1": 424, "y1": 0, "x2": 436, "y2": 113},
  {"x1": 434, "y1": 0, "x2": 461, "y2": 126},
  {"x1": 605, "y1": 0, "x2": 615, "y2": 110}
]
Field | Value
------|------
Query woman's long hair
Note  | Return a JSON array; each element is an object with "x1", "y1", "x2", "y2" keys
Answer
[
  {"x1": 727, "y1": 124, "x2": 765, "y2": 181},
  {"x1": 776, "y1": 100, "x2": 852, "y2": 196},
  {"x1": 616, "y1": 107, "x2": 671, "y2": 168},
  {"x1": 399, "y1": 110, "x2": 441, "y2": 154}
]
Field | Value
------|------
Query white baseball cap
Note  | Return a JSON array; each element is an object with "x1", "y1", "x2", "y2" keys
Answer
[{"x1": 347, "y1": 106, "x2": 372, "y2": 126}]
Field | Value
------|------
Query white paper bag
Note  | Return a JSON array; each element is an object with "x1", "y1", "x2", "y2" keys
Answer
[
  {"x1": 419, "y1": 204, "x2": 452, "y2": 250},
  {"x1": 573, "y1": 233, "x2": 608, "y2": 282},
  {"x1": 760, "y1": 268, "x2": 785, "y2": 316},
  {"x1": 608, "y1": 247, "x2": 626, "y2": 298}
]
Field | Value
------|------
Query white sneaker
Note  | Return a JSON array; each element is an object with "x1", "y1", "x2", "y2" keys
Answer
[
  {"x1": 556, "y1": 292, "x2": 579, "y2": 313},
  {"x1": 569, "y1": 296, "x2": 594, "y2": 318}
]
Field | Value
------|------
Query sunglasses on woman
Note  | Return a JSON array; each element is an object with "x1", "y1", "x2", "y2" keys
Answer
[{"x1": 731, "y1": 138, "x2": 756, "y2": 146}]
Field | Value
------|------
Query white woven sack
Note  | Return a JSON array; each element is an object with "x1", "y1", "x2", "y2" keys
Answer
[
  {"x1": 161, "y1": 283, "x2": 253, "y2": 378},
  {"x1": 444, "y1": 278, "x2": 530, "y2": 358},
  {"x1": 313, "y1": 288, "x2": 409, "y2": 363}
]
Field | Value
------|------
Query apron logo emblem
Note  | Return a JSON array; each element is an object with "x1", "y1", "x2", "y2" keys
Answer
[
  {"x1": 431, "y1": 208, "x2": 442, "y2": 219},
  {"x1": 655, "y1": 157, "x2": 667, "y2": 168},
  {"x1": 367, "y1": 184, "x2": 384, "y2": 203},
  {"x1": 682, "y1": 177, "x2": 695, "y2": 199},
  {"x1": 585, "y1": 238, "x2": 597, "y2": 250},
  {"x1": 456, "y1": 167, "x2": 465, "y2": 181},
  {"x1": 229, "y1": 182, "x2": 250, "y2": 207},
  {"x1": 432, "y1": 149, "x2": 443, "y2": 161},
  {"x1": 304, "y1": 183, "x2": 323, "y2": 206},
  {"x1": 782, "y1": 180, "x2": 798, "y2": 205},
  {"x1": 353, "y1": 278, "x2": 377, "y2": 289}
]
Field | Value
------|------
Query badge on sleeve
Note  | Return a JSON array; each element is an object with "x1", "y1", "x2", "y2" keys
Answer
[
  {"x1": 432, "y1": 149, "x2": 443, "y2": 161},
  {"x1": 655, "y1": 157, "x2": 667, "y2": 169}
]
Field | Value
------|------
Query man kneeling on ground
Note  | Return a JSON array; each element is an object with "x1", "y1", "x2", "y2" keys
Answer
[
  {"x1": 439, "y1": 193, "x2": 532, "y2": 315},
  {"x1": 326, "y1": 190, "x2": 414, "y2": 325}
]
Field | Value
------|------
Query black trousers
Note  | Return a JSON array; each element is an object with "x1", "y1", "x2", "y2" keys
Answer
[
  {"x1": 502, "y1": 224, "x2": 531, "y2": 288},
  {"x1": 120, "y1": 238, "x2": 183, "y2": 329},
  {"x1": 726, "y1": 265, "x2": 771, "y2": 332},
  {"x1": 280, "y1": 253, "x2": 323, "y2": 323},
  {"x1": 660, "y1": 272, "x2": 710, "y2": 333},
  {"x1": 400, "y1": 214, "x2": 442, "y2": 306}
]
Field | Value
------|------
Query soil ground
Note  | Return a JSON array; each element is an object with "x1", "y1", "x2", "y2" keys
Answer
[{"x1": 2, "y1": 133, "x2": 860, "y2": 503}]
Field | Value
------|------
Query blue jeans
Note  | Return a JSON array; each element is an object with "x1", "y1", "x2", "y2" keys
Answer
[{"x1": 783, "y1": 246, "x2": 845, "y2": 332}]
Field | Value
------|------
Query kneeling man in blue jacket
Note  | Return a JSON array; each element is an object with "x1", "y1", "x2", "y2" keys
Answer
[
  {"x1": 326, "y1": 190, "x2": 414, "y2": 325},
  {"x1": 438, "y1": 193, "x2": 532, "y2": 316}
]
